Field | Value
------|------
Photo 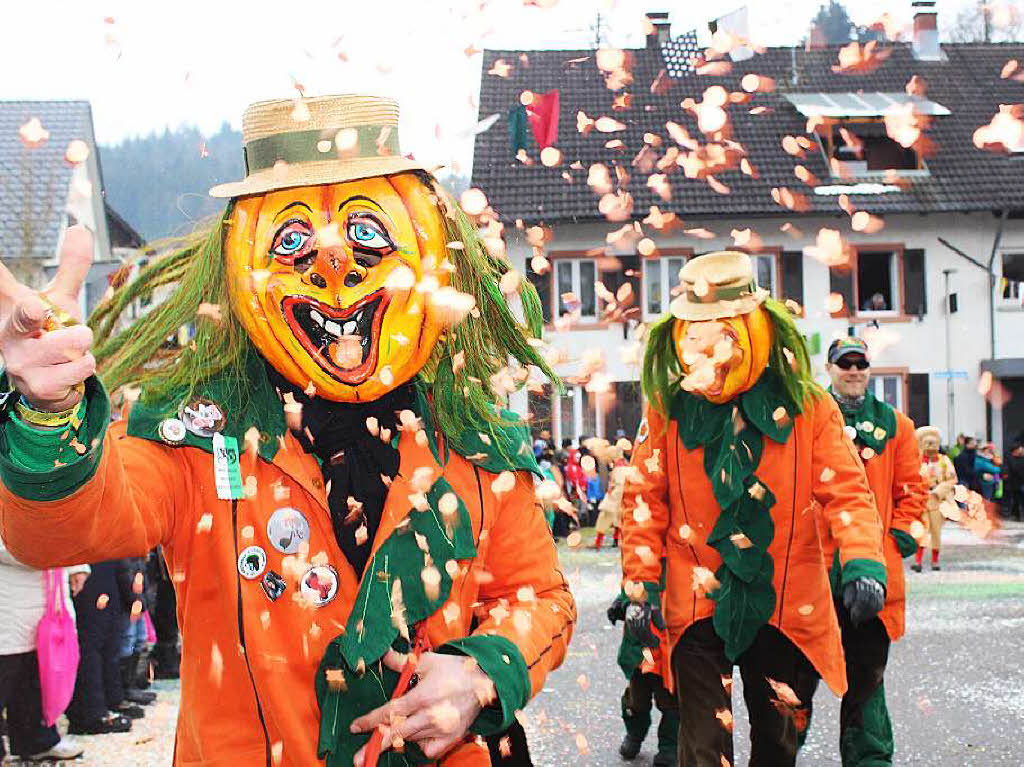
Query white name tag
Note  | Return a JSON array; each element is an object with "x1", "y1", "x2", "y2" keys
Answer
[{"x1": 213, "y1": 433, "x2": 244, "y2": 500}]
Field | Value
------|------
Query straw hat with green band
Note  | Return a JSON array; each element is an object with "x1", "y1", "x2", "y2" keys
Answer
[
  {"x1": 669, "y1": 250, "x2": 769, "y2": 321},
  {"x1": 209, "y1": 94, "x2": 427, "y2": 199}
]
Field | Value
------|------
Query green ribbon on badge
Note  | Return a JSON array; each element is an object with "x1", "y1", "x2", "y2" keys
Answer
[{"x1": 213, "y1": 433, "x2": 244, "y2": 500}]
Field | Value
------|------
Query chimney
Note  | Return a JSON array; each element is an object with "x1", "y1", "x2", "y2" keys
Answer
[
  {"x1": 912, "y1": 0, "x2": 942, "y2": 60},
  {"x1": 646, "y1": 11, "x2": 671, "y2": 49}
]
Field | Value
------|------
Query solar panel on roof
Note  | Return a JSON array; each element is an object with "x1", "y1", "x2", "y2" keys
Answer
[
  {"x1": 783, "y1": 92, "x2": 951, "y2": 117},
  {"x1": 660, "y1": 30, "x2": 700, "y2": 78}
]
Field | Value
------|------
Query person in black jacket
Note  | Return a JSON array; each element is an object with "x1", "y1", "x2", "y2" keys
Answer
[
  {"x1": 953, "y1": 437, "x2": 979, "y2": 493},
  {"x1": 146, "y1": 547, "x2": 180, "y2": 680},
  {"x1": 1006, "y1": 442, "x2": 1024, "y2": 521},
  {"x1": 67, "y1": 560, "x2": 144, "y2": 734},
  {"x1": 115, "y1": 557, "x2": 156, "y2": 706}
]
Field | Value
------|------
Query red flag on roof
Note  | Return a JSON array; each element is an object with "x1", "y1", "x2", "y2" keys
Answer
[{"x1": 527, "y1": 89, "x2": 560, "y2": 149}]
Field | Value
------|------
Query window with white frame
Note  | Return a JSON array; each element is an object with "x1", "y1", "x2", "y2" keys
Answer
[
  {"x1": 752, "y1": 254, "x2": 777, "y2": 298},
  {"x1": 555, "y1": 385, "x2": 599, "y2": 443},
  {"x1": 856, "y1": 250, "x2": 900, "y2": 314},
  {"x1": 555, "y1": 259, "x2": 597, "y2": 319},
  {"x1": 870, "y1": 374, "x2": 903, "y2": 411},
  {"x1": 644, "y1": 256, "x2": 687, "y2": 317},
  {"x1": 1000, "y1": 252, "x2": 1024, "y2": 306}
]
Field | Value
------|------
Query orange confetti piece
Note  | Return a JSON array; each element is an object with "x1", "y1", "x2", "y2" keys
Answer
[
  {"x1": 209, "y1": 642, "x2": 224, "y2": 687},
  {"x1": 716, "y1": 708, "x2": 734, "y2": 731},
  {"x1": 488, "y1": 59, "x2": 512, "y2": 77},
  {"x1": 18, "y1": 117, "x2": 49, "y2": 147},
  {"x1": 460, "y1": 188, "x2": 488, "y2": 216}
]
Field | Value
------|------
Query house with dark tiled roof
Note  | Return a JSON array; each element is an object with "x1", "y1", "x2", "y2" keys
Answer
[
  {"x1": 0, "y1": 100, "x2": 143, "y2": 317},
  {"x1": 471, "y1": 4, "x2": 1024, "y2": 451}
]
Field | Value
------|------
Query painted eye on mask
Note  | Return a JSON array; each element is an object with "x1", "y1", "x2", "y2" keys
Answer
[
  {"x1": 347, "y1": 215, "x2": 394, "y2": 265},
  {"x1": 269, "y1": 220, "x2": 314, "y2": 264}
]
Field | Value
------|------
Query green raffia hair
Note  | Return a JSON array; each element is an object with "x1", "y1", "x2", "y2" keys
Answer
[
  {"x1": 640, "y1": 297, "x2": 821, "y2": 415},
  {"x1": 89, "y1": 172, "x2": 559, "y2": 457}
]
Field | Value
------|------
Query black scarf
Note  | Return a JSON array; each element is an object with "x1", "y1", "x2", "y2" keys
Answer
[{"x1": 265, "y1": 363, "x2": 414, "y2": 577}]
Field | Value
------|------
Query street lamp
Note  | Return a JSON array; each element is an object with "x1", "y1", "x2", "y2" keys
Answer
[{"x1": 943, "y1": 268, "x2": 957, "y2": 446}]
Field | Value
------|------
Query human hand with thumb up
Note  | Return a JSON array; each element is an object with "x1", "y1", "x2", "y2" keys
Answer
[{"x1": 0, "y1": 226, "x2": 96, "y2": 415}]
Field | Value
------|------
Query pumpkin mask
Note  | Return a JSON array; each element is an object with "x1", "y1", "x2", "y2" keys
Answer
[
  {"x1": 672, "y1": 306, "x2": 773, "y2": 404},
  {"x1": 225, "y1": 173, "x2": 450, "y2": 402}
]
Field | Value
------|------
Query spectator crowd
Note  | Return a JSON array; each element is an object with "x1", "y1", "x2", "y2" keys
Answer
[{"x1": 0, "y1": 546, "x2": 180, "y2": 761}]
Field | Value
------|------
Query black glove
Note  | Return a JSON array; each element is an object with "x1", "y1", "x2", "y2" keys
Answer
[
  {"x1": 607, "y1": 595, "x2": 629, "y2": 625},
  {"x1": 624, "y1": 601, "x2": 665, "y2": 648},
  {"x1": 842, "y1": 577, "x2": 885, "y2": 626}
]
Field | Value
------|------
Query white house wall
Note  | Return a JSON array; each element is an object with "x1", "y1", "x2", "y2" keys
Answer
[{"x1": 506, "y1": 211, "x2": 1024, "y2": 450}]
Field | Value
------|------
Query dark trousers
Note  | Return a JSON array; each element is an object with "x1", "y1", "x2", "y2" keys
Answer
[
  {"x1": 1009, "y1": 485, "x2": 1024, "y2": 520},
  {"x1": 67, "y1": 562, "x2": 124, "y2": 725},
  {"x1": 623, "y1": 670, "x2": 679, "y2": 756},
  {"x1": 150, "y1": 574, "x2": 177, "y2": 644},
  {"x1": 0, "y1": 651, "x2": 61, "y2": 758},
  {"x1": 484, "y1": 720, "x2": 532, "y2": 765},
  {"x1": 671, "y1": 618, "x2": 819, "y2": 767},
  {"x1": 838, "y1": 610, "x2": 893, "y2": 766}
]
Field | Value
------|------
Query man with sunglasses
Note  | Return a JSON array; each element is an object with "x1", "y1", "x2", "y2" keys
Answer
[{"x1": 821, "y1": 337, "x2": 928, "y2": 766}]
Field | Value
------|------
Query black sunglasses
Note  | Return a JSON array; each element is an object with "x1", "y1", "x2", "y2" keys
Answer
[{"x1": 835, "y1": 357, "x2": 870, "y2": 370}]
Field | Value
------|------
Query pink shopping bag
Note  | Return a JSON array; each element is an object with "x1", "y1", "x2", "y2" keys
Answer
[
  {"x1": 143, "y1": 610, "x2": 157, "y2": 645},
  {"x1": 37, "y1": 568, "x2": 80, "y2": 726}
]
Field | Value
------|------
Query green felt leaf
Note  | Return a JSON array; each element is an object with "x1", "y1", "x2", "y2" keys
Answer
[
  {"x1": 709, "y1": 558, "x2": 777, "y2": 661},
  {"x1": 315, "y1": 476, "x2": 479, "y2": 762},
  {"x1": 709, "y1": 427, "x2": 764, "y2": 510},
  {"x1": 316, "y1": 638, "x2": 429, "y2": 766},
  {"x1": 830, "y1": 389, "x2": 896, "y2": 456},
  {"x1": 617, "y1": 631, "x2": 646, "y2": 679},
  {"x1": 740, "y1": 370, "x2": 795, "y2": 445},
  {"x1": 441, "y1": 396, "x2": 542, "y2": 479},
  {"x1": 337, "y1": 477, "x2": 477, "y2": 671},
  {"x1": 707, "y1": 485, "x2": 776, "y2": 584},
  {"x1": 675, "y1": 393, "x2": 730, "y2": 451},
  {"x1": 891, "y1": 529, "x2": 918, "y2": 558}
]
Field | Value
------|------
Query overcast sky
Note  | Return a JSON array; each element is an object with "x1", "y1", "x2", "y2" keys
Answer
[{"x1": 2, "y1": 0, "x2": 994, "y2": 172}]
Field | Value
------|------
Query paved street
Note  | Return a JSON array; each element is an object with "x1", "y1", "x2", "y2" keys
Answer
[
  {"x1": 525, "y1": 522, "x2": 1024, "y2": 767},
  {"x1": 30, "y1": 522, "x2": 1024, "y2": 766}
]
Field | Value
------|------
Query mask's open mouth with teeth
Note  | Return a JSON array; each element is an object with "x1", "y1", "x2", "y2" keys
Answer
[{"x1": 281, "y1": 290, "x2": 390, "y2": 384}]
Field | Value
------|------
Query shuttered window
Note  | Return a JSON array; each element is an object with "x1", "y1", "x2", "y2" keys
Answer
[
  {"x1": 903, "y1": 248, "x2": 927, "y2": 316},
  {"x1": 526, "y1": 256, "x2": 552, "y2": 323},
  {"x1": 829, "y1": 266, "x2": 855, "y2": 318},
  {"x1": 781, "y1": 251, "x2": 804, "y2": 307},
  {"x1": 908, "y1": 373, "x2": 931, "y2": 429}
]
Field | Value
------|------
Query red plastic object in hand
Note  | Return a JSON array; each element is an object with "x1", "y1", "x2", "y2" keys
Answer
[{"x1": 363, "y1": 627, "x2": 431, "y2": 767}]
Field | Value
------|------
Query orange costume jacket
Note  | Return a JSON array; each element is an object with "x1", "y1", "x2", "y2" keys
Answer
[
  {"x1": 621, "y1": 387, "x2": 886, "y2": 697},
  {"x1": 0, "y1": 367, "x2": 575, "y2": 767},
  {"x1": 818, "y1": 395, "x2": 927, "y2": 641}
]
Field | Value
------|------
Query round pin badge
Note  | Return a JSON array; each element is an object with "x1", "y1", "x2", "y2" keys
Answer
[
  {"x1": 237, "y1": 545, "x2": 268, "y2": 580},
  {"x1": 180, "y1": 397, "x2": 226, "y2": 439},
  {"x1": 158, "y1": 418, "x2": 187, "y2": 445},
  {"x1": 636, "y1": 418, "x2": 650, "y2": 446},
  {"x1": 267, "y1": 507, "x2": 311, "y2": 555},
  {"x1": 300, "y1": 565, "x2": 339, "y2": 607}
]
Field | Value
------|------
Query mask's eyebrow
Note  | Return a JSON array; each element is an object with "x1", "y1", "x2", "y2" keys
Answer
[
  {"x1": 337, "y1": 195, "x2": 381, "y2": 211},
  {"x1": 277, "y1": 201, "x2": 313, "y2": 216}
]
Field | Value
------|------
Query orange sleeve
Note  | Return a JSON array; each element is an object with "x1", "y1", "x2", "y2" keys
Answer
[
  {"x1": 810, "y1": 395, "x2": 886, "y2": 583},
  {"x1": 471, "y1": 470, "x2": 576, "y2": 699},
  {"x1": 890, "y1": 414, "x2": 928, "y2": 537},
  {"x1": 0, "y1": 421, "x2": 186, "y2": 568},
  {"x1": 620, "y1": 404, "x2": 672, "y2": 597}
]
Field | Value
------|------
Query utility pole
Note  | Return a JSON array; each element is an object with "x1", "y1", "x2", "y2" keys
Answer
[
  {"x1": 943, "y1": 268, "x2": 957, "y2": 445},
  {"x1": 591, "y1": 13, "x2": 604, "y2": 48}
]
